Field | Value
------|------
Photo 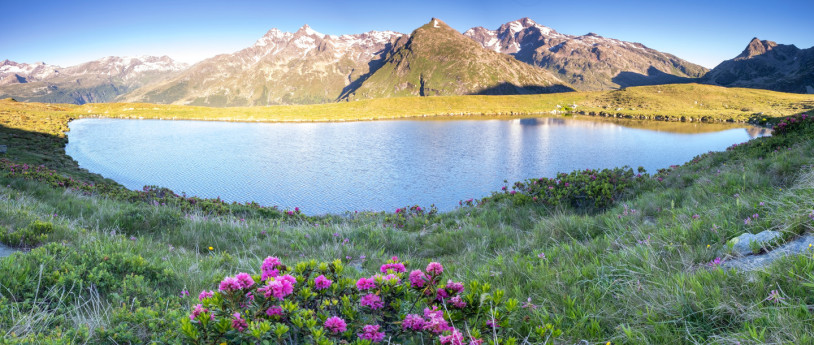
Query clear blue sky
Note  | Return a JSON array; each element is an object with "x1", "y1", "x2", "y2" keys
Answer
[{"x1": 3, "y1": 0, "x2": 813, "y2": 69}]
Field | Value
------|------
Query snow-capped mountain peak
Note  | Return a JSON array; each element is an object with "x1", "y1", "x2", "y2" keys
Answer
[
  {"x1": 299, "y1": 24, "x2": 323, "y2": 37},
  {"x1": 464, "y1": 18, "x2": 708, "y2": 90}
]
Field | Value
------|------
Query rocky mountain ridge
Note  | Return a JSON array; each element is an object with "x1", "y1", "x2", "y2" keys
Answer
[
  {"x1": 703, "y1": 38, "x2": 814, "y2": 94},
  {"x1": 121, "y1": 25, "x2": 405, "y2": 106},
  {"x1": 4, "y1": 18, "x2": 812, "y2": 106},
  {"x1": 463, "y1": 17, "x2": 708, "y2": 90}
]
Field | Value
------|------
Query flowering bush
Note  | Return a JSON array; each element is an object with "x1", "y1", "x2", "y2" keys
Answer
[
  {"x1": 772, "y1": 113, "x2": 812, "y2": 135},
  {"x1": 482, "y1": 167, "x2": 648, "y2": 210},
  {"x1": 385, "y1": 204, "x2": 438, "y2": 230},
  {"x1": 181, "y1": 256, "x2": 560, "y2": 344}
]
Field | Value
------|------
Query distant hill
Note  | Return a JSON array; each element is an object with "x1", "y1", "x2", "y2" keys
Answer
[
  {"x1": 341, "y1": 18, "x2": 573, "y2": 101},
  {"x1": 0, "y1": 56, "x2": 187, "y2": 104},
  {"x1": 464, "y1": 18, "x2": 708, "y2": 91},
  {"x1": 703, "y1": 38, "x2": 814, "y2": 94}
]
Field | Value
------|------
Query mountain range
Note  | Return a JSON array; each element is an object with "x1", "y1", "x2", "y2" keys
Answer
[
  {"x1": 2, "y1": 18, "x2": 812, "y2": 106},
  {"x1": 0, "y1": 56, "x2": 187, "y2": 104},
  {"x1": 464, "y1": 18, "x2": 707, "y2": 90}
]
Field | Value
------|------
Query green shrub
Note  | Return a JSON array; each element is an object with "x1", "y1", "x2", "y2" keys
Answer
[
  {"x1": 0, "y1": 220, "x2": 53, "y2": 247},
  {"x1": 484, "y1": 167, "x2": 649, "y2": 210},
  {"x1": 0, "y1": 241, "x2": 177, "y2": 303}
]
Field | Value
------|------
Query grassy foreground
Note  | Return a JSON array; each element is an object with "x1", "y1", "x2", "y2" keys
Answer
[{"x1": 0, "y1": 90, "x2": 814, "y2": 344}]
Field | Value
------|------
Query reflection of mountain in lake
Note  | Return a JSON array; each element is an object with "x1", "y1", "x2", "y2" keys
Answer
[{"x1": 512, "y1": 116, "x2": 770, "y2": 138}]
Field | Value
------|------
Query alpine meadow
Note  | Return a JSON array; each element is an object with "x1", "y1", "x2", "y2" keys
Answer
[{"x1": 2, "y1": 4, "x2": 814, "y2": 345}]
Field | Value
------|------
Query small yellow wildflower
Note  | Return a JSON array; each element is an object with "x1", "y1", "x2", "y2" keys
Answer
[
  {"x1": 707, "y1": 244, "x2": 710, "y2": 248},
  {"x1": 208, "y1": 246, "x2": 214, "y2": 251}
]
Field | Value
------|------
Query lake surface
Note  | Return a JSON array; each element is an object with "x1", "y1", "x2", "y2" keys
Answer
[
  {"x1": 66, "y1": 117, "x2": 769, "y2": 215},
  {"x1": 0, "y1": 244, "x2": 16, "y2": 259}
]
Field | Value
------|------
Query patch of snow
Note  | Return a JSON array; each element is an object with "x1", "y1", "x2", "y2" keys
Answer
[
  {"x1": 303, "y1": 25, "x2": 323, "y2": 37},
  {"x1": 293, "y1": 35, "x2": 316, "y2": 49},
  {"x1": 509, "y1": 21, "x2": 523, "y2": 33},
  {"x1": 486, "y1": 37, "x2": 499, "y2": 49},
  {"x1": 534, "y1": 25, "x2": 553, "y2": 35},
  {"x1": 509, "y1": 41, "x2": 520, "y2": 53}
]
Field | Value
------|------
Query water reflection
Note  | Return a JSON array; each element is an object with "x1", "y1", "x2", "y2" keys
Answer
[{"x1": 66, "y1": 116, "x2": 769, "y2": 215}]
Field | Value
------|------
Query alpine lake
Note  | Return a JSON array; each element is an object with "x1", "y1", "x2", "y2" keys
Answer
[{"x1": 65, "y1": 116, "x2": 770, "y2": 215}]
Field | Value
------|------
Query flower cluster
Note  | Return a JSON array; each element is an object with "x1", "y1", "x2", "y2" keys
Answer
[
  {"x1": 385, "y1": 204, "x2": 439, "y2": 229},
  {"x1": 180, "y1": 257, "x2": 546, "y2": 345},
  {"x1": 773, "y1": 113, "x2": 812, "y2": 135}
]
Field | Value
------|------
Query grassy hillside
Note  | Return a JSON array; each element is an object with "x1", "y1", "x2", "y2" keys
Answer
[
  {"x1": 0, "y1": 86, "x2": 814, "y2": 343},
  {"x1": 342, "y1": 18, "x2": 572, "y2": 100},
  {"x1": 2, "y1": 84, "x2": 812, "y2": 127}
]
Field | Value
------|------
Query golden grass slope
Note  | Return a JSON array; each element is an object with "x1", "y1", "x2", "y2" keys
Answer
[{"x1": 1, "y1": 84, "x2": 812, "y2": 133}]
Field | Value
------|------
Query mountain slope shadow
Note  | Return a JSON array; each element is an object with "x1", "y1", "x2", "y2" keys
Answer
[
  {"x1": 470, "y1": 82, "x2": 575, "y2": 95},
  {"x1": 338, "y1": 42, "x2": 396, "y2": 101},
  {"x1": 612, "y1": 66, "x2": 700, "y2": 88}
]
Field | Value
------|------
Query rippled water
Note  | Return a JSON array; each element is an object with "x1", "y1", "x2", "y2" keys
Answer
[{"x1": 66, "y1": 117, "x2": 769, "y2": 214}]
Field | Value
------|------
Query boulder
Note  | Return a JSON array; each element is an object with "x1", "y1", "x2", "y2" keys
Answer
[{"x1": 728, "y1": 230, "x2": 783, "y2": 256}]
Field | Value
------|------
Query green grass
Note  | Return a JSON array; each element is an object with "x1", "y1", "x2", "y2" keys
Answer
[{"x1": 0, "y1": 91, "x2": 813, "y2": 343}]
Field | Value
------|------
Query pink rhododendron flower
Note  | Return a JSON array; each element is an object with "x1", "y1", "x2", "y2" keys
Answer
[
  {"x1": 380, "y1": 262, "x2": 407, "y2": 273},
  {"x1": 190, "y1": 304, "x2": 208, "y2": 321},
  {"x1": 218, "y1": 276, "x2": 242, "y2": 292},
  {"x1": 436, "y1": 288, "x2": 449, "y2": 300},
  {"x1": 358, "y1": 324, "x2": 385, "y2": 343},
  {"x1": 261, "y1": 256, "x2": 282, "y2": 281},
  {"x1": 198, "y1": 290, "x2": 214, "y2": 301},
  {"x1": 263, "y1": 277, "x2": 294, "y2": 300},
  {"x1": 360, "y1": 293, "x2": 385, "y2": 310},
  {"x1": 279, "y1": 274, "x2": 297, "y2": 285},
  {"x1": 231, "y1": 312, "x2": 248, "y2": 331},
  {"x1": 426, "y1": 262, "x2": 444, "y2": 275},
  {"x1": 439, "y1": 329, "x2": 464, "y2": 345},
  {"x1": 314, "y1": 275, "x2": 332, "y2": 290},
  {"x1": 423, "y1": 307, "x2": 453, "y2": 333},
  {"x1": 356, "y1": 277, "x2": 376, "y2": 290},
  {"x1": 235, "y1": 272, "x2": 255, "y2": 289},
  {"x1": 409, "y1": 270, "x2": 428, "y2": 288},
  {"x1": 266, "y1": 306, "x2": 284, "y2": 316},
  {"x1": 402, "y1": 314, "x2": 426, "y2": 331},
  {"x1": 378, "y1": 273, "x2": 401, "y2": 284},
  {"x1": 450, "y1": 295, "x2": 467, "y2": 308},
  {"x1": 324, "y1": 316, "x2": 347, "y2": 334},
  {"x1": 445, "y1": 281, "x2": 464, "y2": 293}
]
